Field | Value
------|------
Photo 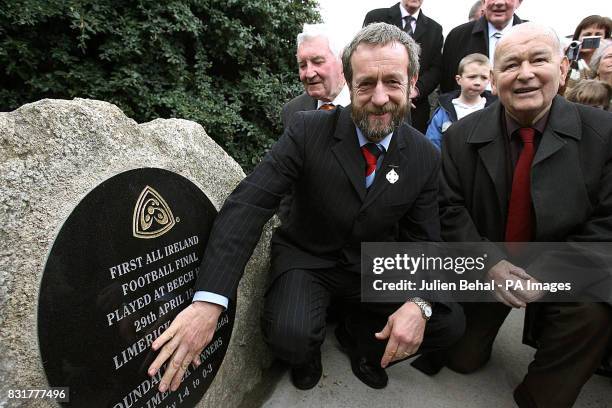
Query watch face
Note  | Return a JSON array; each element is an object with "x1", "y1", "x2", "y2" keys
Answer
[{"x1": 424, "y1": 306, "x2": 433, "y2": 318}]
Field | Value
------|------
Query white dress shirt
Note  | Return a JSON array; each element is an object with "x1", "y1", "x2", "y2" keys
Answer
[
  {"x1": 317, "y1": 84, "x2": 350, "y2": 109},
  {"x1": 399, "y1": 3, "x2": 420, "y2": 33},
  {"x1": 487, "y1": 20, "x2": 513, "y2": 89}
]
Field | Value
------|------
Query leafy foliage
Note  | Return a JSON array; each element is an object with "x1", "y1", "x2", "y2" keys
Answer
[{"x1": 0, "y1": 0, "x2": 320, "y2": 170}]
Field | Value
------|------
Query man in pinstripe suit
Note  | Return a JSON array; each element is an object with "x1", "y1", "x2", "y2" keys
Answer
[{"x1": 148, "y1": 23, "x2": 464, "y2": 392}]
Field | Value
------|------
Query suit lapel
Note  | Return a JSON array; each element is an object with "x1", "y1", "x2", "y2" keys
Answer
[
  {"x1": 305, "y1": 94, "x2": 317, "y2": 111},
  {"x1": 467, "y1": 102, "x2": 509, "y2": 216},
  {"x1": 331, "y1": 108, "x2": 367, "y2": 201},
  {"x1": 361, "y1": 127, "x2": 404, "y2": 210},
  {"x1": 531, "y1": 97, "x2": 582, "y2": 238},
  {"x1": 389, "y1": 3, "x2": 403, "y2": 29},
  {"x1": 472, "y1": 16, "x2": 489, "y2": 55},
  {"x1": 412, "y1": 12, "x2": 427, "y2": 42},
  {"x1": 533, "y1": 97, "x2": 580, "y2": 166}
]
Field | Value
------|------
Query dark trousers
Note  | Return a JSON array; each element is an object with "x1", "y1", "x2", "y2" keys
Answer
[
  {"x1": 261, "y1": 267, "x2": 464, "y2": 366},
  {"x1": 446, "y1": 302, "x2": 612, "y2": 408}
]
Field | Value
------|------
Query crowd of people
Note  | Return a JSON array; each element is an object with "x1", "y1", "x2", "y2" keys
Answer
[{"x1": 142, "y1": 1, "x2": 611, "y2": 407}]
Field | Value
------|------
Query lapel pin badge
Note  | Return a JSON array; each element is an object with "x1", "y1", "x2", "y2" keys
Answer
[{"x1": 386, "y1": 168, "x2": 399, "y2": 184}]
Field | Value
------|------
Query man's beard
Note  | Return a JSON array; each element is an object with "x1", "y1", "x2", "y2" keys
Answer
[{"x1": 352, "y1": 102, "x2": 408, "y2": 142}]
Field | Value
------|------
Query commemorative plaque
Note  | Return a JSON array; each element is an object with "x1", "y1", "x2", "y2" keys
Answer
[{"x1": 38, "y1": 168, "x2": 235, "y2": 408}]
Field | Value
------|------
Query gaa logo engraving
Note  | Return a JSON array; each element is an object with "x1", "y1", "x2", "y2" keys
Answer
[{"x1": 132, "y1": 186, "x2": 176, "y2": 239}]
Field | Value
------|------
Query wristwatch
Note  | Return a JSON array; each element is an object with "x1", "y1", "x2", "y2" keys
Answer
[{"x1": 409, "y1": 297, "x2": 432, "y2": 321}]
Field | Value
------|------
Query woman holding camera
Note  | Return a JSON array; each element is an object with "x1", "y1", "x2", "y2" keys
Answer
[{"x1": 563, "y1": 15, "x2": 612, "y2": 95}]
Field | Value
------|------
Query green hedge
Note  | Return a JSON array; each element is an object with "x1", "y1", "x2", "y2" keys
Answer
[{"x1": 0, "y1": 0, "x2": 320, "y2": 171}]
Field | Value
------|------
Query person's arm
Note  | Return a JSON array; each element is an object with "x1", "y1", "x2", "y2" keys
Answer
[
  {"x1": 425, "y1": 107, "x2": 445, "y2": 150},
  {"x1": 147, "y1": 111, "x2": 311, "y2": 392},
  {"x1": 192, "y1": 291, "x2": 229, "y2": 308}
]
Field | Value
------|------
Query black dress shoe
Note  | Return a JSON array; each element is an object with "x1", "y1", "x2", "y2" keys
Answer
[
  {"x1": 290, "y1": 352, "x2": 322, "y2": 390},
  {"x1": 411, "y1": 353, "x2": 445, "y2": 376},
  {"x1": 335, "y1": 324, "x2": 388, "y2": 389},
  {"x1": 595, "y1": 360, "x2": 612, "y2": 378}
]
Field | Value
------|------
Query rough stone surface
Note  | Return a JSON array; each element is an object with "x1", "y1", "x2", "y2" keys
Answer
[{"x1": 0, "y1": 99, "x2": 273, "y2": 407}]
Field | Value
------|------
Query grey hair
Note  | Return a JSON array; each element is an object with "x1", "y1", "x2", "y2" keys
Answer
[
  {"x1": 297, "y1": 23, "x2": 344, "y2": 59},
  {"x1": 342, "y1": 22, "x2": 420, "y2": 86},
  {"x1": 590, "y1": 39, "x2": 612, "y2": 76},
  {"x1": 468, "y1": 0, "x2": 483, "y2": 21},
  {"x1": 494, "y1": 22, "x2": 564, "y2": 67}
]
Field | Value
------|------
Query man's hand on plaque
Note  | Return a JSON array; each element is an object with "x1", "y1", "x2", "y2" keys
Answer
[
  {"x1": 148, "y1": 301, "x2": 223, "y2": 392},
  {"x1": 375, "y1": 301, "x2": 425, "y2": 368},
  {"x1": 486, "y1": 260, "x2": 531, "y2": 308}
]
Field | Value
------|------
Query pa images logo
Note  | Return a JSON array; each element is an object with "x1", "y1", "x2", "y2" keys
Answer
[{"x1": 132, "y1": 186, "x2": 177, "y2": 239}]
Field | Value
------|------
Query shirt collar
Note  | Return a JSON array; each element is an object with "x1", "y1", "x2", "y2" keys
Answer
[
  {"x1": 504, "y1": 108, "x2": 550, "y2": 138},
  {"x1": 487, "y1": 19, "x2": 513, "y2": 38},
  {"x1": 452, "y1": 96, "x2": 486, "y2": 109},
  {"x1": 399, "y1": 3, "x2": 420, "y2": 21},
  {"x1": 355, "y1": 126, "x2": 393, "y2": 151},
  {"x1": 316, "y1": 84, "x2": 351, "y2": 109}
]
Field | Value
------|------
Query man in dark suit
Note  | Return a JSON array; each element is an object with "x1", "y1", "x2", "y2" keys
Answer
[
  {"x1": 363, "y1": 0, "x2": 443, "y2": 134},
  {"x1": 147, "y1": 23, "x2": 463, "y2": 392},
  {"x1": 439, "y1": 23, "x2": 612, "y2": 407},
  {"x1": 441, "y1": 0, "x2": 524, "y2": 93},
  {"x1": 281, "y1": 24, "x2": 349, "y2": 129}
]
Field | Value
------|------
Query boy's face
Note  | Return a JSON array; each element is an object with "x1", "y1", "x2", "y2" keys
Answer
[{"x1": 456, "y1": 62, "x2": 491, "y2": 98}]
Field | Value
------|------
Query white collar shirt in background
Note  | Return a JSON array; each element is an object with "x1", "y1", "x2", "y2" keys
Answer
[
  {"x1": 317, "y1": 84, "x2": 351, "y2": 109},
  {"x1": 452, "y1": 96, "x2": 487, "y2": 120},
  {"x1": 399, "y1": 3, "x2": 420, "y2": 33}
]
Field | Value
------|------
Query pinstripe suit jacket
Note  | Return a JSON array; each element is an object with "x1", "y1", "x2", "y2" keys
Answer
[{"x1": 196, "y1": 106, "x2": 441, "y2": 302}]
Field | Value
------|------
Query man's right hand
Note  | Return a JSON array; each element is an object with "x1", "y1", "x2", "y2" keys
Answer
[
  {"x1": 147, "y1": 301, "x2": 223, "y2": 392},
  {"x1": 486, "y1": 260, "x2": 531, "y2": 308}
]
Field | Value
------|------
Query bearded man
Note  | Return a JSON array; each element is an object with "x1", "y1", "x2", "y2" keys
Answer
[{"x1": 147, "y1": 23, "x2": 463, "y2": 392}]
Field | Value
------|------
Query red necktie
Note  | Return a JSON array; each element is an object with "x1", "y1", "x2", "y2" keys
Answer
[
  {"x1": 361, "y1": 143, "x2": 382, "y2": 189},
  {"x1": 505, "y1": 128, "x2": 536, "y2": 242},
  {"x1": 319, "y1": 103, "x2": 335, "y2": 111}
]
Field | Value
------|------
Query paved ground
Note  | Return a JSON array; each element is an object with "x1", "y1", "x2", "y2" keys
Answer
[{"x1": 260, "y1": 309, "x2": 611, "y2": 408}]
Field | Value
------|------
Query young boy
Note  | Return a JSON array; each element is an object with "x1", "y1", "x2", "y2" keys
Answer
[{"x1": 426, "y1": 53, "x2": 496, "y2": 149}]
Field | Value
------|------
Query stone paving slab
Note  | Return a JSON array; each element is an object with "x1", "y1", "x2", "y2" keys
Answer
[{"x1": 261, "y1": 309, "x2": 611, "y2": 408}]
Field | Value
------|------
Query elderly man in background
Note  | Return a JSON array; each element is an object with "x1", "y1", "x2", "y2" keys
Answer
[
  {"x1": 441, "y1": 0, "x2": 524, "y2": 93},
  {"x1": 281, "y1": 24, "x2": 350, "y2": 128},
  {"x1": 363, "y1": 0, "x2": 443, "y2": 133},
  {"x1": 439, "y1": 22, "x2": 612, "y2": 407}
]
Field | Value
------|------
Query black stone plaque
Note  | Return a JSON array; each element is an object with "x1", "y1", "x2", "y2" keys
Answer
[{"x1": 38, "y1": 168, "x2": 235, "y2": 408}]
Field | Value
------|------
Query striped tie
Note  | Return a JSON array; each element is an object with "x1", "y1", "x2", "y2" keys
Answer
[
  {"x1": 404, "y1": 16, "x2": 415, "y2": 37},
  {"x1": 319, "y1": 103, "x2": 336, "y2": 111},
  {"x1": 361, "y1": 143, "x2": 383, "y2": 189}
]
